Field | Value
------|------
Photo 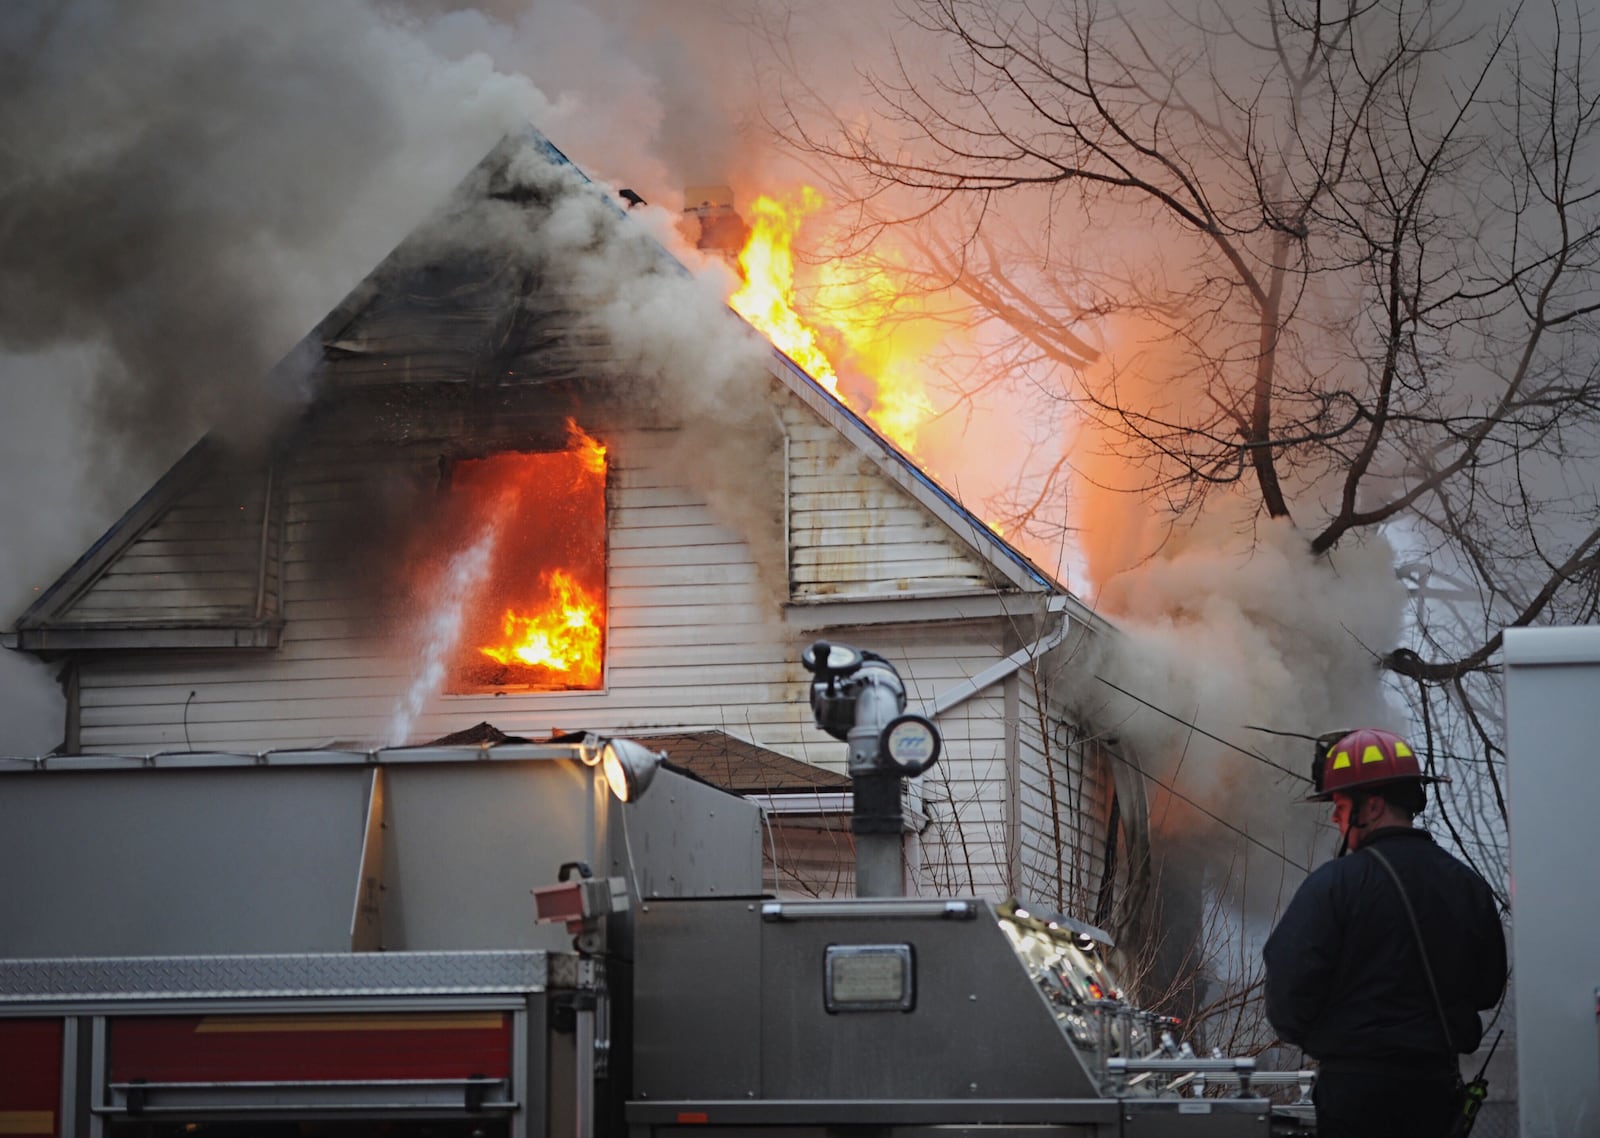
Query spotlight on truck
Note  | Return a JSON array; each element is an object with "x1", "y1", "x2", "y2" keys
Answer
[{"x1": 599, "y1": 736, "x2": 665, "y2": 802}]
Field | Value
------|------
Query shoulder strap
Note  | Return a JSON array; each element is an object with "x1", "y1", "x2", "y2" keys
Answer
[{"x1": 1366, "y1": 843, "x2": 1457, "y2": 1053}]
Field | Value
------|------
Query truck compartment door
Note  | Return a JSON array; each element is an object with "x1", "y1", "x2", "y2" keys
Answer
[{"x1": 103, "y1": 1011, "x2": 513, "y2": 1114}]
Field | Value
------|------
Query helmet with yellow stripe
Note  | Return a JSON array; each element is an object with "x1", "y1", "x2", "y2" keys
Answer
[{"x1": 1306, "y1": 727, "x2": 1449, "y2": 802}]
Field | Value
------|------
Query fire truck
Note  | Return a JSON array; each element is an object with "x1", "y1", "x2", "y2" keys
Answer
[{"x1": 0, "y1": 644, "x2": 1317, "y2": 1137}]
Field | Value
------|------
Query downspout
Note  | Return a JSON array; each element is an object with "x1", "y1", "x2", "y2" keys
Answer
[
  {"x1": 771, "y1": 403, "x2": 791, "y2": 595},
  {"x1": 254, "y1": 460, "x2": 276, "y2": 621},
  {"x1": 920, "y1": 597, "x2": 1070, "y2": 720},
  {"x1": 1003, "y1": 671, "x2": 1021, "y2": 896},
  {"x1": 60, "y1": 659, "x2": 80, "y2": 755}
]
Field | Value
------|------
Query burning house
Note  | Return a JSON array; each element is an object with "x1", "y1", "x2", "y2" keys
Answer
[{"x1": 3, "y1": 129, "x2": 1135, "y2": 912}]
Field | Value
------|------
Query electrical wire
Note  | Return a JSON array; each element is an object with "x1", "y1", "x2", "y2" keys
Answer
[
  {"x1": 1241, "y1": 724, "x2": 1319, "y2": 742},
  {"x1": 1093, "y1": 675, "x2": 1311, "y2": 783},
  {"x1": 1244, "y1": 721, "x2": 1506, "y2": 771},
  {"x1": 1099, "y1": 745, "x2": 1309, "y2": 873}
]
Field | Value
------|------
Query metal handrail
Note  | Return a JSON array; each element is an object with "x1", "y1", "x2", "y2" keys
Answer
[
  {"x1": 109, "y1": 1076, "x2": 506, "y2": 1089},
  {"x1": 761, "y1": 899, "x2": 977, "y2": 921}
]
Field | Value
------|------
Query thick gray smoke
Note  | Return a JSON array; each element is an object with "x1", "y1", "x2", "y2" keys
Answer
[
  {"x1": 0, "y1": 2, "x2": 552, "y2": 448},
  {"x1": 1064, "y1": 511, "x2": 1407, "y2": 856},
  {"x1": 398, "y1": 145, "x2": 785, "y2": 589},
  {"x1": 0, "y1": 0, "x2": 781, "y2": 754}
]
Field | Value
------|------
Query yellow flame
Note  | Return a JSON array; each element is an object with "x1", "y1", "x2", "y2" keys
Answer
[
  {"x1": 566, "y1": 417, "x2": 607, "y2": 477},
  {"x1": 479, "y1": 569, "x2": 604, "y2": 686},
  {"x1": 730, "y1": 189, "x2": 843, "y2": 399},
  {"x1": 729, "y1": 187, "x2": 940, "y2": 454}
]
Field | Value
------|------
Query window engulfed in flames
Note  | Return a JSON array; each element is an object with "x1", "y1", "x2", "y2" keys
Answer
[{"x1": 446, "y1": 425, "x2": 607, "y2": 692}]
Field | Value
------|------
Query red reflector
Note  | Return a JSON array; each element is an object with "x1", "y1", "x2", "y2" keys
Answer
[{"x1": 676, "y1": 1112, "x2": 709, "y2": 1124}]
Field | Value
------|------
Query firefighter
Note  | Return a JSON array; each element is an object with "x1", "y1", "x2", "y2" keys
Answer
[{"x1": 1262, "y1": 727, "x2": 1506, "y2": 1138}]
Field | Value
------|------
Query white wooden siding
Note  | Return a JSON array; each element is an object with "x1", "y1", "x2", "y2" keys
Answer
[
  {"x1": 65, "y1": 463, "x2": 276, "y2": 624},
  {"x1": 75, "y1": 430, "x2": 1006, "y2": 758},
  {"x1": 782, "y1": 402, "x2": 999, "y2": 598},
  {"x1": 69, "y1": 414, "x2": 1099, "y2": 907},
  {"x1": 1015, "y1": 671, "x2": 1113, "y2": 921}
]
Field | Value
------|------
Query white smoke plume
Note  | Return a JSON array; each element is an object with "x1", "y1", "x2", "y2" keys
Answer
[{"x1": 1059, "y1": 503, "x2": 1409, "y2": 923}]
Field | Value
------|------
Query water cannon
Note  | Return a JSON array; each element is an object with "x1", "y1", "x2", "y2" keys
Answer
[
  {"x1": 800, "y1": 641, "x2": 943, "y2": 895},
  {"x1": 801, "y1": 640, "x2": 942, "y2": 776},
  {"x1": 800, "y1": 640, "x2": 870, "y2": 742}
]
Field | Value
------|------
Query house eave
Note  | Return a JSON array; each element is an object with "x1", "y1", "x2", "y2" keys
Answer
[
  {"x1": 6, "y1": 621, "x2": 284, "y2": 653},
  {"x1": 783, "y1": 589, "x2": 1124, "y2": 637},
  {"x1": 783, "y1": 590, "x2": 1045, "y2": 629}
]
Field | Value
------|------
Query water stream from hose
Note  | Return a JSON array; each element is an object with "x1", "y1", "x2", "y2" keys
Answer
[{"x1": 387, "y1": 524, "x2": 498, "y2": 746}]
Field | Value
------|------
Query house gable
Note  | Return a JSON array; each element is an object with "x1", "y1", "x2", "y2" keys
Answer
[
  {"x1": 11, "y1": 127, "x2": 1067, "y2": 654},
  {"x1": 769, "y1": 352, "x2": 1054, "y2": 601},
  {"x1": 8, "y1": 439, "x2": 283, "y2": 651}
]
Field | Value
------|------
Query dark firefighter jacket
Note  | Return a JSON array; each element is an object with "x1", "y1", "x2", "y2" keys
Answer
[{"x1": 1262, "y1": 827, "x2": 1506, "y2": 1068}]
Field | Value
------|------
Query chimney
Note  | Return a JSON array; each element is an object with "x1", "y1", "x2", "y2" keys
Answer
[{"x1": 682, "y1": 184, "x2": 749, "y2": 263}]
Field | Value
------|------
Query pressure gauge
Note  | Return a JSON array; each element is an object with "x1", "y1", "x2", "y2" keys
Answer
[{"x1": 879, "y1": 714, "x2": 942, "y2": 775}]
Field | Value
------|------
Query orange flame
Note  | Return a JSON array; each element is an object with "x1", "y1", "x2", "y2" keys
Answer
[
  {"x1": 447, "y1": 431, "x2": 608, "y2": 692},
  {"x1": 724, "y1": 188, "x2": 1079, "y2": 576},
  {"x1": 728, "y1": 187, "x2": 939, "y2": 454},
  {"x1": 479, "y1": 569, "x2": 604, "y2": 687},
  {"x1": 730, "y1": 188, "x2": 843, "y2": 400},
  {"x1": 567, "y1": 417, "x2": 607, "y2": 476}
]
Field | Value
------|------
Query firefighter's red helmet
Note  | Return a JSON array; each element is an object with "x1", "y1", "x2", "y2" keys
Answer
[{"x1": 1306, "y1": 727, "x2": 1449, "y2": 802}]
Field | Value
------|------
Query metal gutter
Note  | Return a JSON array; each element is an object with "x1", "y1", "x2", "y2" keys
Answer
[
  {"x1": 745, "y1": 791, "x2": 852, "y2": 815},
  {"x1": 7, "y1": 622, "x2": 283, "y2": 652},
  {"x1": 923, "y1": 603, "x2": 1072, "y2": 720},
  {"x1": 0, "y1": 743, "x2": 592, "y2": 771}
]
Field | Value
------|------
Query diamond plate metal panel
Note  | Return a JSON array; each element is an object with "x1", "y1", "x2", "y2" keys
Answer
[
  {"x1": 0, "y1": 951, "x2": 547, "y2": 1003},
  {"x1": 547, "y1": 952, "x2": 598, "y2": 991}
]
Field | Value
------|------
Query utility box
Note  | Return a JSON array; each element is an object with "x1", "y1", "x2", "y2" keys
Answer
[{"x1": 1503, "y1": 625, "x2": 1600, "y2": 1138}]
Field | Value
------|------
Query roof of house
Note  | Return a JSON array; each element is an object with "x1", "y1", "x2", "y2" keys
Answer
[
  {"x1": 421, "y1": 722, "x2": 848, "y2": 796},
  {"x1": 636, "y1": 729, "x2": 853, "y2": 795},
  {"x1": 6, "y1": 126, "x2": 1110, "y2": 652}
]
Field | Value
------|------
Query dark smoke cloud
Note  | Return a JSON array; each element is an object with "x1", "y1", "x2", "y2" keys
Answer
[
  {"x1": 0, "y1": 0, "x2": 790, "y2": 754},
  {"x1": 0, "y1": 0, "x2": 543, "y2": 754},
  {"x1": 0, "y1": 0, "x2": 524, "y2": 449}
]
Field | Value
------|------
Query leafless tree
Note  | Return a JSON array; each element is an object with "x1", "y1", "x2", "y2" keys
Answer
[
  {"x1": 771, "y1": 0, "x2": 1600, "y2": 882},
  {"x1": 756, "y1": 0, "x2": 1598, "y2": 1054}
]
